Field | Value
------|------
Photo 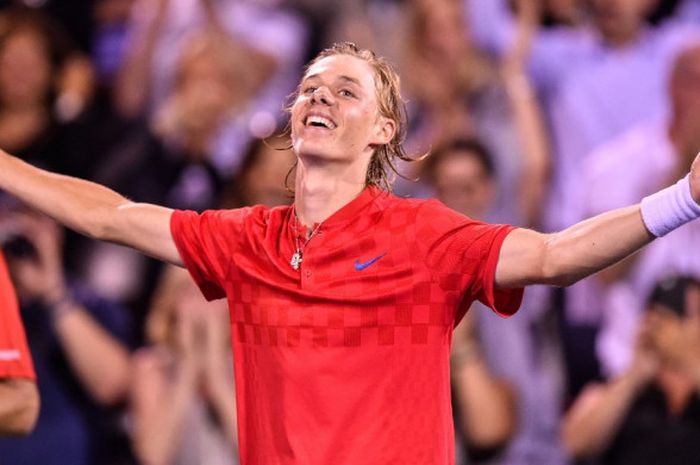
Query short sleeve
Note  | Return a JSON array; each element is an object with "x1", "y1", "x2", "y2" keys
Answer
[
  {"x1": 171, "y1": 208, "x2": 254, "y2": 301},
  {"x1": 0, "y1": 252, "x2": 35, "y2": 380},
  {"x1": 418, "y1": 200, "x2": 523, "y2": 317}
]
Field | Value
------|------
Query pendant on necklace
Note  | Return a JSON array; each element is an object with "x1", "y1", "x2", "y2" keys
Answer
[{"x1": 290, "y1": 249, "x2": 302, "y2": 270}]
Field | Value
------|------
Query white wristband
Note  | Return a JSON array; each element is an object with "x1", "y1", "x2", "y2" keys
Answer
[{"x1": 640, "y1": 175, "x2": 700, "y2": 237}]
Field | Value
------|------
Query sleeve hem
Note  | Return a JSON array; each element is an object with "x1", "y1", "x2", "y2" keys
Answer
[
  {"x1": 170, "y1": 211, "x2": 227, "y2": 301},
  {"x1": 482, "y1": 226, "x2": 524, "y2": 317}
]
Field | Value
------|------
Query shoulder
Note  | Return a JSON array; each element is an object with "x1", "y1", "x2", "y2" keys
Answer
[
  {"x1": 377, "y1": 194, "x2": 466, "y2": 224},
  {"x1": 173, "y1": 204, "x2": 290, "y2": 229},
  {"x1": 381, "y1": 194, "x2": 454, "y2": 215}
]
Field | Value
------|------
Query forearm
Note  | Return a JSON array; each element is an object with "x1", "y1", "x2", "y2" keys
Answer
[
  {"x1": 451, "y1": 354, "x2": 515, "y2": 448},
  {"x1": 543, "y1": 206, "x2": 653, "y2": 286},
  {"x1": 0, "y1": 151, "x2": 181, "y2": 265},
  {"x1": 133, "y1": 365, "x2": 198, "y2": 465},
  {"x1": 562, "y1": 375, "x2": 644, "y2": 458},
  {"x1": 498, "y1": 206, "x2": 654, "y2": 288},
  {"x1": 205, "y1": 376, "x2": 238, "y2": 447},
  {"x1": 0, "y1": 378, "x2": 39, "y2": 436},
  {"x1": 52, "y1": 300, "x2": 131, "y2": 405},
  {"x1": 0, "y1": 151, "x2": 131, "y2": 240}
]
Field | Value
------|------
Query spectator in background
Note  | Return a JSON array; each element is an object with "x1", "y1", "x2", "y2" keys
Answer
[
  {"x1": 563, "y1": 276, "x2": 700, "y2": 465},
  {"x1": 0, "y1": 247, "x2": 38, "y2": 436},
  {"x1": 130, "y1": 137, "x2": 294, "y2": 465},
  {"x1": 0, "y1": 206, "x2": 134, "y2": 465},
  {"x1": 92, "y1": 0, "x2": 137, "y2": 86},
  {"x1": 539, "y1": 0, "x2": 584, "y2": 27},
  {"x1": 424, "y1": 139, "x2": 566, "y2": 465},
  {"x1": 398, "y1": 0, "x2": 549, "y2": 228},
  {"x1": 419, "y1": 16, "x2": 564, "y2": 460},
  {"x1": 579, "y1": 42, "x2": 700, "y2": 381},
  {"x1": 224, "y1": 137, "x2": 297, "y2": 209},
  {"x1": 115, "y1": 0, "x2": 308, "y2": 176},
  {"x1": 466, "y1": 0, "x2": 697, "y2": 232},
  {"x1": 131, "y1": 266, "x2": 237, "y2": 465},
  {"x1": 0, "y1": 7, "x2": 97, "y2": 175},
  {"x1": 77, "y1": 28, "x2": 270, "y2": 318},
  {"x1": 423, "y1": 139, "x2": 517, "y2": 463},
  {"x1": 467, "y1": 0, "x2": 700, "y2": 404},
  {"x1": 401, "y1": 0, "x2": 494, "y2": 150}
]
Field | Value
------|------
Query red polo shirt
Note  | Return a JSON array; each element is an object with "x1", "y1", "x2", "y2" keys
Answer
[
  {"x1": 0, "y1": 250, "x2": 35, "y2": 380},
  {"x1": 171, "y1": 187, "x2": 523, "y2": 465}
]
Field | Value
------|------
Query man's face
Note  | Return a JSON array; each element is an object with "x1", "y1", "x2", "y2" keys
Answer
[{"x1": 290, "y1": 54, "x2": 390, "y2": 167}]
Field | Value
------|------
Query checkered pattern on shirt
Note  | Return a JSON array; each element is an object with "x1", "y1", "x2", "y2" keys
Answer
[{"x1": 170, "y1": 188, "x2": 523, "y2": 465}]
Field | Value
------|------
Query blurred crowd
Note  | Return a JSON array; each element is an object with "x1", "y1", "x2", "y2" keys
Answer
[{"x1": 1, "y1": 0, "x2": 700, "y2": 464}]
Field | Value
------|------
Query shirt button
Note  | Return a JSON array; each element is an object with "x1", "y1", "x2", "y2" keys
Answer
[{"x1": 305, "y1": 270, "x2": 312, "y2": 278}]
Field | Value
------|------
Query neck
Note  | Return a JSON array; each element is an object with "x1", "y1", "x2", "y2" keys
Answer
[
  {"x1": 600, "y1": 25, "x2": 643, "y2": 48},
  {"x1": 293, "y1": 157, "x2": 368, "y2": 227}
]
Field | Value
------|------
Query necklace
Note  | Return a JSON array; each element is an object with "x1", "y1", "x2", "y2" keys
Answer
[{"x1": 290, "y1": 211, "x2": 323, "y2": 270}]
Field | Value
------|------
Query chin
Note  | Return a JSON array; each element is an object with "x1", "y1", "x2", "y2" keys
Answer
[{"x1": 294, "y1": 139, "x2": 336, "y2": 160}]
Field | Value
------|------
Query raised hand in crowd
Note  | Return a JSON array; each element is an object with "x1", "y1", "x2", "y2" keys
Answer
[
  {"x1": 131, "y1": 267, "x2": 237, "y2": 465},
  {"x1": 0, "y1": 209, "x2": 131, "y2": 405}
]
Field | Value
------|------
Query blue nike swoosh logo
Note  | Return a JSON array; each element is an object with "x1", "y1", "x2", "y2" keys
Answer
[{"x1": 354, "y1": 254, "x2": 386, "y2": 271}]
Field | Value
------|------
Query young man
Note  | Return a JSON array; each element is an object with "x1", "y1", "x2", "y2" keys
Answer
[
  {"x1": 0, "y1": 248, "x2": 39, "y2": 435},
  {"x1": 0, "y1": 42, "x2": 698, "y2": 464}
]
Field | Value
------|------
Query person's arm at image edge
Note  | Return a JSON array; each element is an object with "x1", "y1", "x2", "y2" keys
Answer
[
  {"x1": 496, "y1": 156, "x2": 700, "y2": 288},
  {"x1": 0, "y1": 378, "x2": 39, "y2": 435},
  {"x1": 0, "y1": 150, "x2": 181, "y2": 267}
]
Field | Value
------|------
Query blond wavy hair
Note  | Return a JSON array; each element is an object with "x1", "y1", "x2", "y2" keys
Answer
[{"x1": 287, "y1": 42, "x2": 418, "y2": 191}]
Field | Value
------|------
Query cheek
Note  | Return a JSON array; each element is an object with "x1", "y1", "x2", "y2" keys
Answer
[{"x1": 289, "y1": 99, "x2": 306, "y2": 137}]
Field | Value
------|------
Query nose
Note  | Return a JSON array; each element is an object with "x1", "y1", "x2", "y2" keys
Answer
[{"x1": 310, "y1": 86, "x2": 334, "y2": 105}]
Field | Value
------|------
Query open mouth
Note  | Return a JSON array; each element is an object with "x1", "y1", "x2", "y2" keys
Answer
[{"x1": 304, "y1": 115, "x2": 337, "y2": 129}]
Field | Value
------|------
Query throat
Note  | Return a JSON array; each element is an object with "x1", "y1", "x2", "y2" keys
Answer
[{"x1": 293, "y1": 164, "x2": 367, "y2": 227}]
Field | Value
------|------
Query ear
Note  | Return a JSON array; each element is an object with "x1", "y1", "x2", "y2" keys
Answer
[{"x1": 370, "y1": 116, "x2": 396, "y2": 146}]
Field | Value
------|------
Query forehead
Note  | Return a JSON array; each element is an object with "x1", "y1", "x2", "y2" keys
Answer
[{"x1": 302, "y1": 54, "x2": 377, "y2": 92}]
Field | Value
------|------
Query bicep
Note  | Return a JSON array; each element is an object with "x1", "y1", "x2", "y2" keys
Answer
[
  {"x1": 106, "y1": 203, "x2": 182, "y2": 267},
  {"x1": 494, "y1": 227, "x2": 548, "y2": 288}
]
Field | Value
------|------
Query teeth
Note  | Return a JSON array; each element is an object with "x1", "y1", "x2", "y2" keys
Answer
[{"x1": 306, "y1": 115, "x2": 336, "y2": 129}]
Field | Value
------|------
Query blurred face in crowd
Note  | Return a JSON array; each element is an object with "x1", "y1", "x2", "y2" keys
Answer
[
  {"x1": 175, "y1": 41, "x2": 240, "y2": 132},
  {"x1": 432, "y1": 149, "x2": 494, "y2": 219},
  {"x1": 0, "y1": 28, "x2": 52, "y2": 108},
  {"x1": 670, "y1": 45, "x2": 700, "y2": 133},
  {"x1": 588, "y1": 0, "x2": 658, "y2": 44},
  {"x1": 544, "y1": 0, "x2": 582, "y2": 25},
  {"x1": 242, "y1": 145, "x2": 296, "y2": 207},
  {"x1": 645, "y1": 280, "x2": 700, "y2": 371},
  {"x1": 415, "y1": 0, "x2": 467, "y2": 61},
  {"x1": 291, "y1": 54, "x2": 394, "y2": 170}
]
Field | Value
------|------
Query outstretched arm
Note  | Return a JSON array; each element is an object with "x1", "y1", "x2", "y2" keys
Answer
[
  {"x1": 0, "y1": 150, "x2": 181, "y2": 266},
  {"x1": 496, "y1": 155, "x2": 700, "y2": 288}
]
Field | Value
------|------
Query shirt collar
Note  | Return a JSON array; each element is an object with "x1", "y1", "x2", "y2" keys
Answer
[
  {"x1": 292, "y1": 186, "x2": 386, "y2": 235},
  {"x1": 323, "y1": 186, "x2": 384, "y2": 226}
]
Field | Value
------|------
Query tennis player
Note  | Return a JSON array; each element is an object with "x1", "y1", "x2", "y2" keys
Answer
[{"x1": 0, "y1": 42, "x2": 698, "y2": 463}]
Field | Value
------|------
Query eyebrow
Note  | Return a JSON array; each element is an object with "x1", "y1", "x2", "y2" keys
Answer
[{"x1": 302, "y1": 74, "x2": 362, "y2": 87}]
